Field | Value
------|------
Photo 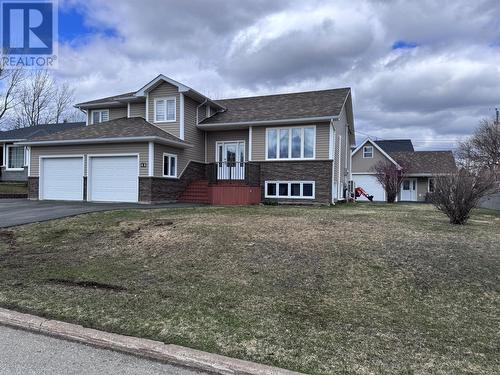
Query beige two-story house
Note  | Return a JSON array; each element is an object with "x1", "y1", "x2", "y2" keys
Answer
[{"x1": 18, "y1": 75, "x2": 355, "y2": 204}]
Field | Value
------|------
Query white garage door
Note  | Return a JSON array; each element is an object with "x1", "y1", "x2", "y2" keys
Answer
[
  {"x1": 88, "y1": 156, "x2": 138, "y2": 203},
  {"x1": 41, "y1": 157, "x2": 84, "y2": 201},
  {"x1": 353, "y1": 174, "x2": 386, "y2": 202}
]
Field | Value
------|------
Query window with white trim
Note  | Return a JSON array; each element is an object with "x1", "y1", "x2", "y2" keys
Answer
[
  {"x1": 163, "y1": 153, "x2": 177, "y2": 177},
  {"x1": 266, "y1": 126, "x2": 315, "y2": 160},
  {"x1": 363, "y1": 145, "x2": 373, "y2": 158},
  {"x1": 7, "y1": 145, "x2": 24, "y2": 170},
  {"x1": 265, "y1": 181, "x2": 315, "y2": 199},
  {"x1": 91, "y1": 109, "x2": 109, "y2": 124},
  {"x1": 155, "y1": 97, "x2": 176, "y2": 123}
]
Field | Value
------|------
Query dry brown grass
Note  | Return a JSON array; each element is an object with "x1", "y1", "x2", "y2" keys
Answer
[{"x1": 0, "y1": 203, "x2": 499, "y2": 374}]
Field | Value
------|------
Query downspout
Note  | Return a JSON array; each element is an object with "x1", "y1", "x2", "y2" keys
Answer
[
  {"x1": 196, "y1": 99, "x2": 208, "y2": 125},
  {"x1": 196, "y1": 99, "x2": 209, "y2": 164}
]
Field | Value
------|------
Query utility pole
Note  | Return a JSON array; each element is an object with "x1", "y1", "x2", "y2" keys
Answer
[{"x1": 496, "y1": 107, "x2": 499, "y2": 125}]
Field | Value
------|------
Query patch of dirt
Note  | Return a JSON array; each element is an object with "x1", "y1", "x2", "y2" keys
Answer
[
  {"x1": 119, "y1": 219, "x2": 174, "y2": 238},
  {"x1": 0, "y1": 230, "x2": 16, "y2": 247},
  {"x1": 46, "y1": 278, "x2": 126, "y2": 291}
]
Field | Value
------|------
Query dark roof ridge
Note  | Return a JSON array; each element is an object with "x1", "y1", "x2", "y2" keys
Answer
[{"x1": 215, "y1": 87, "x2": 351, "y2": 102}]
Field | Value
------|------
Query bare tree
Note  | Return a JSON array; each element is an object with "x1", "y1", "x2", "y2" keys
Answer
[
  {"x1": 14, "y1": 69, "x2": 55, "y2": 128},
  {"x1": 52, "y1": 83, "x2": 75, "y2": 124},
  {"x1": 456, "y1": 119, "x2": 500, "y2": 173},
  {"x1": 371, "y1": 161, "x2": 408, "y2": 203},
  {"x1": 0, "y1": 66, "x2": 24, "y2": 126},
  {"x1": 428, "y1": 169, "x2": 498, "y2": 224},
  {"x1": 10, "y1": 70, "x2": 79, "y2": 127}
]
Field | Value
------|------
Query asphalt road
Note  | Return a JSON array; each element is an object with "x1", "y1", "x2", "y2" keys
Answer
[
  {"x1": 0, "y1": 325, "x2": 208, "y2": 375},
  {"x1": 0, "y1": 199, "x2": 200, "y2": 228}
]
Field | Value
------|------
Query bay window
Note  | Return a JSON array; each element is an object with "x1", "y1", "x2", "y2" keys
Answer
[{"x1": 266, "y1": 126, "x2": 315, "y2": 160}]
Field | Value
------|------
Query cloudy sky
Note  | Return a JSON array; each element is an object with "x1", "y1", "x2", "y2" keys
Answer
[{"x1": 54, "y1": 0, "x2": 500, "y2": 150}]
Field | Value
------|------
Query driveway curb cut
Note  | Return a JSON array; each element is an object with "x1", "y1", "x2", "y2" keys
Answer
[{"x1": 0, "y1": 307, "x2": 304, "y2": 375}]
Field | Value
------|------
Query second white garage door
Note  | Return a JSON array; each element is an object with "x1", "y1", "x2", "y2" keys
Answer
[
  {"x1": 88, "y1": 156, "x2": 139, "y2": 203},
  {"x1": 353, "y1": 174, "x2": 386, "y2": 202}
]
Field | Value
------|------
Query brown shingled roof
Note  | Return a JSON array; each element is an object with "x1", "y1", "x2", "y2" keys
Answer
[
  {"x1": 75, "y1": 92, "x2": 136, "y2": 106},
  {"x1": 201, "y1": 88, "x2": 351, "y2": 125},
  {"x1": 24, "y1": 117, "x2": 189, "y2": 146},
  {"x1": 391, "y1": 151, "x2": 457, "y2": 174}
]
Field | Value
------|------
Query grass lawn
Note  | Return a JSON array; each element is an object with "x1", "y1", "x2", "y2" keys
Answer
[
  {"x1": 0, "y1": 204, "x2": 499, "y2": 374},
  {"x1": 0, "y1": 182, "x2": 27, "y2": 194}
]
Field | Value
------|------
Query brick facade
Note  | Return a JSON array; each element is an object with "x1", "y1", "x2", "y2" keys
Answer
[
  {"x1": 258, "y1": 160, "x2": 333, "y2": 204},
  {"x1": 28, "y1": 161, "x2": 334, "y2": 205},
  {"x1": 28, "y1": 177, "x2": 39, "y2": 199},
  {"x1": 139, "y1": 161, "x2": 207, "y2": 203}
]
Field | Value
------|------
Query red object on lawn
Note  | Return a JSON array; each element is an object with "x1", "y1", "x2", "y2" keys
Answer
[{"x1": 355, "y1": 187, "x2": 374, "y2": 202}]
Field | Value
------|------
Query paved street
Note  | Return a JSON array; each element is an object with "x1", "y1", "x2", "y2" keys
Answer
[
  {"x1": 0, "y1": 199, "x2": 201, "y2": 228},
  {"x1": 0, "y1": 326, "x2": 207, "y2": 375}
]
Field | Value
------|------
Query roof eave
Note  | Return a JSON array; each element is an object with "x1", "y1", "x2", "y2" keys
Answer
[
  {"x1": 0, "y1": 138, "x2": 26, "y2": 143},
  {"x1": 198, "y1": 115, "x2": 340, "y2": 130},
  {"x1": 352, "y1": 138, "x2": 401, "y2": 168},
  {"x1": 16, "y1": 136, "x2": 192, "y2": 149},
  {"x1": 75, "y1": 101, "x2": 128, "y2": 109}
]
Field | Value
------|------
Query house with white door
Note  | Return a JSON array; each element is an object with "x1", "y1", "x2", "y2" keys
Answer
[
  {"x1": 351, "y1": 138, "x2": 456, "y2": 202},
  {"x1": 16, "y1": 75, "x2": 355, "y2": 205}
]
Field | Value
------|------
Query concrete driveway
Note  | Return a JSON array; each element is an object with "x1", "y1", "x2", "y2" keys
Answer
[{"x1": 0, "y1": 199, "x2": 200, "y2": 228}]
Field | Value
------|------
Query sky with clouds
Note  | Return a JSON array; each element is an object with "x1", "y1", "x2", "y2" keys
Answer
[{"x1": 53, "y1": 0, "x2": 500, "y2": 150}]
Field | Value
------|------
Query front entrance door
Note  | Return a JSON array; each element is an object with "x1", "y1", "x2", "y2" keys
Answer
[
  {"x1": 216, "y1": 141, "x2": 245, "y2": 180},
  {"x1": 401, "y1": 178, "x2": 417, "y2": 201}
]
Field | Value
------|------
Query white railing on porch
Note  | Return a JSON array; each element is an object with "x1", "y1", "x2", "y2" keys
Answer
[{"x1": 216, "y1": 161, "x2": 245, "y2": 180}]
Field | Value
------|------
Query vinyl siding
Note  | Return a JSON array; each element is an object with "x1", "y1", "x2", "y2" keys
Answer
[
  {"x1": 153, "y1": 143, "x2": 189, "y2": 177},
  {"x1": 206, "y1": 130, "x2": 249, "y2": 163},
  {"x1": 30, "y1": 143, "x2": 149, "y2": 177},
  {"x1": 332, "y1": 107, "x2": 348, "y2": 185},
  {"x1": 417, "y1": 177, "x2": 429, "y2": 202},
  {"x1": 183, "y1": 96, "x2": 205, "y2": 163},
  {"x1": 147, "y1": 82, "x2": 180, "y2": 137},
  {"x1": 109, "y1": 107, "x2": 127, "y2": 120},
  {"x1": 86, "y1": 107, "x2": 127, "y2": 123},
  {"x1": 251, "y1": 123, "x2": 330, "y2": 161},
  {"x1": 352, "y1": 143, "x2": 391, "y2": 173},
  {"x1": 129, "y1": 102, "x2": 146, "y2": 118}
]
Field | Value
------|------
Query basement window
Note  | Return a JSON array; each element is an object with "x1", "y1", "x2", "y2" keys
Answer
[{"x1": 265, "y1": 181, "x2": 315, "y2": 199}]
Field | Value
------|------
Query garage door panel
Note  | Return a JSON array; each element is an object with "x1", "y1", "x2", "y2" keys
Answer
[
  {"x1": 41, "y1": 157, "x2": 83, "y2": 201},
  {"x1": 353, "y1": 174, "x2": 385, "y2": 202},
  {"x1": 89, "y1": 156, "x2": 138, "y2": 203}
]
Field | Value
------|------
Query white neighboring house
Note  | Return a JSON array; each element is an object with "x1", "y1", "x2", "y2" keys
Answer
[{"x1": 351, "y1": 138, "x2": 456, "y2": 202}]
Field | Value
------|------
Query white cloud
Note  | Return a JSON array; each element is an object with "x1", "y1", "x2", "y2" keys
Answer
[{"x1": 52, "y1": 0, "x2": 500, "y2": 150}]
